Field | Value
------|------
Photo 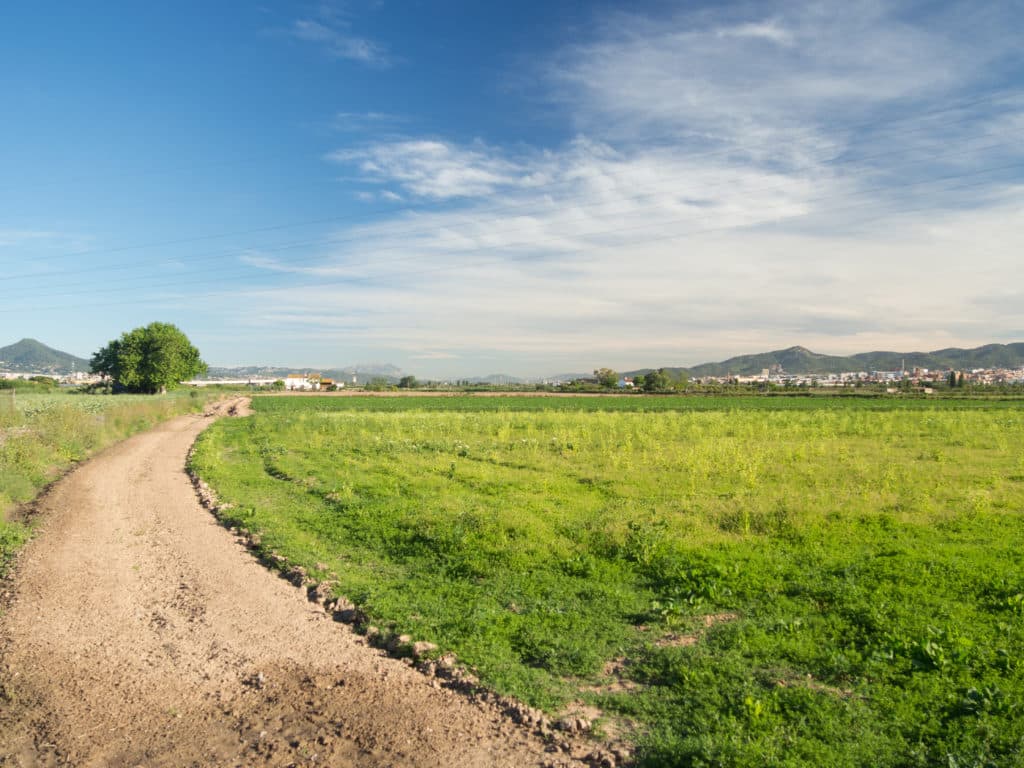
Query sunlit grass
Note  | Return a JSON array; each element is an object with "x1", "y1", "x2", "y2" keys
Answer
[
  {"x1": 0, "y1": 390, "x2": 214, "y2": 572},
  {"x1": 192, "y1": 396, "x2": 1024, "y2": 767}
]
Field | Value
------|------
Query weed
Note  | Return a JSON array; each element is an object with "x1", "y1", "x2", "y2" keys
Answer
[
  {"x1": 1, "y1": 390, "x2": 218, "y2": 575},
  {"x1": 192, "y1": 395, "x2": 1024, "y2": 766}
]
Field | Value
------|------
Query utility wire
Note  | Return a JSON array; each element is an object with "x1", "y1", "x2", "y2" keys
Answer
[
  {"x1": 3, "y1": 88, "x2": 1020, "y2": 266},
  {"x1": 7, "y1": 125, "x2": 1022, "y2": 288},
  {"x1": 4, "y1": 158, "x2": 1021, "y2": 311}
]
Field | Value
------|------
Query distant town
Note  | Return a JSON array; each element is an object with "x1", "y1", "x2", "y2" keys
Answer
[
  {"x1": 3, "y1": 337, "x2": 1023, "y2": 392},
  {"x1": 691, "y1": 363, "x2": 1024, "y2": 390},
  {"x1": 180, "y1": 362, "x2": 1024, "y2": 392},
  {"x1": 4, "y1": 363, "x2": 1024, "y2": 392}
]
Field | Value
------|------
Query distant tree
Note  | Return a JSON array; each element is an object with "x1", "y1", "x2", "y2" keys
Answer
[
  {"x1": 594, "y1": 368, "x2": 618, "y2": 388},
  {"x1": 366, "y1": 377, "x2": 389, "y2": 391},
  {"x1": 643, "y1": 368, "x2": 669, "y2": 392},
  {"x1": 1, "y1": 377, "x2": 58, "y2": 393},
  {"x1": 29, "y1": 375, "x2": 59, "y2": 389},
  {"x1": 668, "y1": 370, "x2": 689, "y2": 390},
  {"x1": 91, "y1": 322, "x2": 206, "y2": 394},
  {"x1": 398, "y1": 375, "x2": 419, "y2": 389},
  {"x1": 271, "y1": 379, "x2": 286, "y2": 391}
]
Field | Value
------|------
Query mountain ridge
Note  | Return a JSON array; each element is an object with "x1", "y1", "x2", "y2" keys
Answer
[
  {"x1": 4, "y1": 338, "x2": 1022, "y2": 381},
  {"x1": 0, "y1": 338, "x2": 90, "y2": 374},
  {"x1": 204, "y1": 364, "x2": 404, "y2": 385},
  {"x1": 625, "y1": 342, "x2": 1024, "y2": 378}
]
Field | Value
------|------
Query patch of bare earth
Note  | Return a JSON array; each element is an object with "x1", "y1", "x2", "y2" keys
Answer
[
  {"x1": 772, "y1": 672, "x2": 858, "y2": 700},
  {"x1": 570, "y1": 612, "x2": 744, "y2": 754},
  {"x1": 0, "y1": 398, "x2": 595, "y2": 767},
  {"x1": 655, "y1": 612, "x2": 739, "y2": 649}
]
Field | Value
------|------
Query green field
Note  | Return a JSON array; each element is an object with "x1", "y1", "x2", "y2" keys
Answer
[
  {"x1": 190, "y1": 395, "x2": 1024, "y2": 766},
  {"x1": 0, "y1": 390, "x2": 212, "y2": 574}
]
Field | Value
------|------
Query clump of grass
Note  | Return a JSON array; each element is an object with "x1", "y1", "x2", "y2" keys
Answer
[
  {"x1": 0, "y1": 390, "x2": 212, "y2": 524},
  {"x1": 192, "y1": 396, "x2": 1024, "y2": 766},
  {"x1": 0, "y1": 518, "x2": 29, "y2": 578}
]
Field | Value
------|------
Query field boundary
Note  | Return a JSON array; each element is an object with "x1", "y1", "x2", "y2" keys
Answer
[{"x1": 185, "y1": 431, "x2": 632, "y2": 767}]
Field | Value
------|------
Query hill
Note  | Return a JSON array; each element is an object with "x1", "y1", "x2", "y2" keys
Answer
[
  {"x1": 685, "y1": 346, "x2": 861, "y2": 377},
  {"x1": 205, "y1": 363, "x2": 404, "y2": 385},
  {"x1": 0, "y1": 338, "x2": 90, "y2": 374},
  {"x1": 466, "y1": 374, "x2": 526, "y2": 385},
  {"x1": 851, "y1": 343, "x2": 1024, "y2": 372},
  {"x1": 623, "y1": 342, "x2": 1024, "y2": 378}
]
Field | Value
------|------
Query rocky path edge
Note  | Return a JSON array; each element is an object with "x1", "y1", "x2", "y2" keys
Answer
[{"x1": 0, "y1": 397, "x2": 613, "y2": 767}]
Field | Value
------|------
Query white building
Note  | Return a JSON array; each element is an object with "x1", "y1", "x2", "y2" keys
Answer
[{"x1": 285, "y1": 374, "x2": 320, "y2": 391}]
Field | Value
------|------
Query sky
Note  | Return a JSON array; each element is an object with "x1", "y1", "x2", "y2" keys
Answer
[{"x1": 2, "y1": 0, "x2": 1023, "y2": 379}]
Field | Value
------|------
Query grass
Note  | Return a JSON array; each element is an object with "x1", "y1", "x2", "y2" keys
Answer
[
  {"x1": 249, "y1": 393, "x2": 1024, "y2": 414},
  {"x1": 0, "y1": 389, "x2": 216, "y2": 576},
  {"x1": 190, "y1": 394, "x2": 1024, "y2": 766}
]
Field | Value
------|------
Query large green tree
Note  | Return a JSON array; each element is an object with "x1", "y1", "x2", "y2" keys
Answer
[
  {"x1": 643, "y1": 368, "x2": 669, "y2": 392},
  {"x1": 91, "y1": 322, "x2": 206, "y2": 393}
]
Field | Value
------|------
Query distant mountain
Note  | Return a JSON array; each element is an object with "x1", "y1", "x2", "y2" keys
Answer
[
  {"x1": 204, "y1": 363, "x2": 404, "y2": 385},
  {"x1": 622, "y1": 342, "x2": 1024, "y2": 378},
  {"x1": 851, "y1": 343, "x2": 1024, "y2": 372},
  {"x1": 680, "y1": 346, "x2": 859, "y2": 377},
  {"x1": 466, "y1": 374, "x2": 526, "y2": 385},
  {"x1": 192, "y1": 342, "x2": 1024, "y2": 386},
  {"x1": 546, "y1": 372, "x2": 593, "y2": 382},
  {"x1": 0, "y1": 338, "x2": 90, "y2": 374}
]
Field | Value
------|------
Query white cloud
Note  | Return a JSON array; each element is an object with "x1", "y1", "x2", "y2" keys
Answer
[
  {"x1": 0, "y1": 229, "x2": 60, "y2": 248},
  {"x1": 223, "y1": 191, "x2": 1024, "y2": 369},
  {"x1": 544, "y1": 1, "x2": 1013, "y2": 161},
  {"x1": 330, "y1": 140, "x2": 530, "y2": 199},
  {"x1": 333, "y1": 111, "x2": 404, "y2": 132},
  {"x1": 0, "y1": 228, "x2": 92, "y2": 252},
  {"x1": 716, "y1": 20, "x2": 794, "y2": 46},
  {"x1": 410, "y1": 351, "x2": 460, "y2": 360},
  {"x1": 229, "y1": 1, "x2": 1024, "y2": 377},
  {"x1": 291, "y1": 17, "x2": 388, "y2": 66}
]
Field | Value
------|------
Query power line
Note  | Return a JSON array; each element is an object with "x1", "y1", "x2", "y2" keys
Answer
[
  {"x1": 3, "y1": 88, "x2": 1019, "y2": 267},
  {"x1": 4, "y1": 158, "x2": 1021, "y2": 311},
  {"x1": 6, "y1": 125, "x2": 1022, "y2": 289},
  {"x1": 9, "y1": 156, "x2": 1024, "y2": 299}
]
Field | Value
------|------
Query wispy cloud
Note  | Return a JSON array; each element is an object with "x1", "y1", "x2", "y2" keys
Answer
[
  {"x1": 546, "y1": 1, "x2": 1018, "y2": 159},
  {"x1": 329, "y1": 140, "x2": 532, "y2": 199},
  {"x1": 333, "y1": 111, "x2": 404, "y2": 132},
  {"x1": 0, "y1": 229, "x2": 93, "y2": 254},
  {"x1": 410, "y1": 351, "x2": 460, "y2": 360},
  {"x1": 291, "y1": 16, "x2": 389, "y2": 66},
  {"x1": 716, "y1": 20, "x2": 794, "y2": 46},
  {"x1": 238, "y1": 1, "x2": 1024, "y2": 376},
  {"x1": 0, "y1": 229, "x2": 62, "y2": 248}
]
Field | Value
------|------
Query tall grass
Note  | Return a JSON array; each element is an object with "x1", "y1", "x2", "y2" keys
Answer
[
  {"x1": 193, "y1": 396, "x2": 1024, "y2": 767},
  {"x1": 0, "y1": 390, "x2": 213, "y2": 574}
]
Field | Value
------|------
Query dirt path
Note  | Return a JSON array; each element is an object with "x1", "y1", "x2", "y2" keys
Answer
[{"x1": 0, "y1": 398, "x2": 586, "y2": 767}]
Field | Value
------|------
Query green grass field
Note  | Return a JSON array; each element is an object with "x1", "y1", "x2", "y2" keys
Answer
[{"x1": 190, "y1": 395, "x2": 1024, "y2": 767}]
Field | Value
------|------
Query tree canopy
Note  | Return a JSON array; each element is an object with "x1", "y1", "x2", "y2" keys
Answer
[
  {"x1": 90, "y1": 322, "x2": 206, "y2": 393},
  {"x1": 643, "y1": 368, "x2": 669, "y2": 392}
]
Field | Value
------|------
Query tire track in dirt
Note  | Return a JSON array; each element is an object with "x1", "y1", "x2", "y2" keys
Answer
[{"x1": 0, "y1": 398, "x2": 587, "y2": 767}]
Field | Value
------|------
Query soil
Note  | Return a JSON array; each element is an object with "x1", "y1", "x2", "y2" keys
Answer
[{"x1": 0, "y1": 398, "x2": 589, "y2": 767}]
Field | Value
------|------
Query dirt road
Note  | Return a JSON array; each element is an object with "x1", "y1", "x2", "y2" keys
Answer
[{"x1": 0, "y1": 399, "x2": 585, "y2": 767}]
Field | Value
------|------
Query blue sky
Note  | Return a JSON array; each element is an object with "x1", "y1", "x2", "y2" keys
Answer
[{"x1": 2, "y1": 1, "x2": 1023, "y2": 378}]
